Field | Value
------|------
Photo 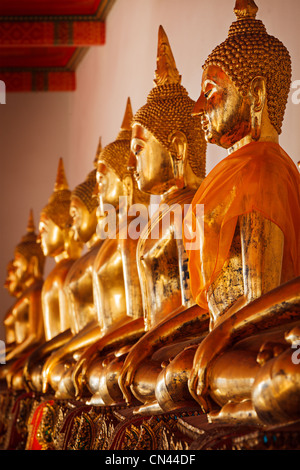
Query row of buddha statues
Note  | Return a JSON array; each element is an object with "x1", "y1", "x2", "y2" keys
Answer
[{"x1": 1, "y1": 0, "x2": 300, "y2": 430}]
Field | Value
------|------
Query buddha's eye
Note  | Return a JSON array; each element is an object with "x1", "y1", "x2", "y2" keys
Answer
[
  {"x1": 204, "y1": 85, "x2": 218, "y2": 100},
  {"x1": 133, "y1": 144, "x2": 143, "y2": 156},
  {"x1": 132, "y1": 143, "x2": 144, "y2": 157}
]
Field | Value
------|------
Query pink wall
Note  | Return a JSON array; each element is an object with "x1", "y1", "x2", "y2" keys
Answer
[{"x1": 1, "y1": 0, "x2": 299, "y2": 340}]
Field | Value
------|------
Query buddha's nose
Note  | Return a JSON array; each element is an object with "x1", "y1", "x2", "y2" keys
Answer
[
  {"x1": 127, "y1": 152, "x2": 137, "y2": 171},
  {"x1": 192, "y1": 92, "x2": 205, "y2": 117}
]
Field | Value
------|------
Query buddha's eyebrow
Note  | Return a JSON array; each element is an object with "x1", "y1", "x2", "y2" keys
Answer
[
  {"x1": 203, "y1": 78, "x2": 218, "y2": 89},
  {"x1": 131, "y1": 137, "x2": 146, "y2": 148}
]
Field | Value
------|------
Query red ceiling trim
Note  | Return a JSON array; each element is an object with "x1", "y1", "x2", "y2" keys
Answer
[
  {"x1": 0, "y1": 0, "x2": 105, "y2": 19},
  {"x1": 0, "y1": 21, "x2": 105, "y2": 46},
  {"x1": 0, "y1": 71, "x2": 76, "y2": 91},
  {"x1": 47, "y1": 71, "x2": 76, "y2": 91}
]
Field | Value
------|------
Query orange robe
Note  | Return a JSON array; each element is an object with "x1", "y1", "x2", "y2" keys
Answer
[{"x1": 183, "y1": 142, "x2": 300, "y2": 310}]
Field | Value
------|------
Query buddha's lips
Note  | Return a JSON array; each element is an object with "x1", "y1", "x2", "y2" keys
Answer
[{"x1": 200, "y1": 117, "x2": 210, "y2": 132}]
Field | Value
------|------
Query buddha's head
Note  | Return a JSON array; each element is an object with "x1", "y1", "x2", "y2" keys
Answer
[
  {"x1": 70, "y1": 169, "x2": 98, "y2": 244},
  {"x1": 39, "y1": 158, "x2": 77, "y2": 258},
  {"x1": 130, "y1": 26, "x2": 206, "y2": 195},
  {"x1": 193, "y1": 0, "x2": 291, "y2": 150},
  {"x1": 96, "y1": 99, "x2": 133, "y2": 221},
  {"x1": 12, "y1": 210, "x2": 45, "y2": 288}
]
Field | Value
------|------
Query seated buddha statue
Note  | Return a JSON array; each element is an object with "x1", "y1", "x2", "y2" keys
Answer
[
  {"x1": 2, "y1": 210, "x2": 45, "y2": 390},
  {"x1": 23, "y1": 158, "x2": 82, "y2": 392},
  {"x1": 40, "y1": 161, "x2": 102, "y2": 398},
  {"x1": 64, "y1": 145, "x2": 102, "y2": 336},
  {"x1": 41, "y1": 99, "x2": 143, "y2": 399},
  {"x1": 107, "y1": 26, "x2": 209, "y2": 414},
  {"x1": 73, "y1": 129, "x2": 151, "y2": 406},
  {"x1": 180, "y1": 0, "x2": 300, "y2": 425},
  {"x1": 36, "y1": 145, "x2": 105, "y2": 398},
  {"x1": 3, "y1": 259, "x2": 23, "y2": 355}
]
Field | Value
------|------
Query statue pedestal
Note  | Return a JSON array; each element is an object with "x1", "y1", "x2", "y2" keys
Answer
[{"x1": 1, "y1": 391, "x2": 300, "y2": 450}]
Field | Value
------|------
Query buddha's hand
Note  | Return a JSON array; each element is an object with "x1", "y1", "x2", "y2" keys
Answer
[
  {"x1": 6, "y1": 369, "x2": 13, "y2": 389},
  {"x1": 73, "y1": 340, "x2": 106, "y2": 398},
  {"x1": 42, "y1": 349, "x2": 64, "y2": 393},
  {"x1": 73, "y1": 349, "x2": 95, "y2": 398},
  {"x1": 23, "y1": 357, "x2": 31, "y2": 385},
  {"x1": 73, "y1": 356, "x2": 86, "y2": 398},
  {"x1": 188, "y1": 323, "x2": 231, "y2": 412},
  {"x1": 118, "y1": 339, "x2": 152, "y2": 403}
]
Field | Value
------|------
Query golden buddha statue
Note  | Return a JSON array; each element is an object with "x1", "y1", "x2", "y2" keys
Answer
[
  {"x1": 36, "y1": 145, "x2": 105, "y2": 398},
  {"x1": 47, "y1": 162, "x2": 104, "y2": 398},
  {"x1": 181, "y1": 0, "x2": 300, "y2": 425},
  {"x1": 73, "y1": 112, "x2": 151, "y2": 406},
  {"x1": 39, "y1": 157, "x2": 83, "y2": 340},
  {"x1": 41, "y1": 99, "x2": 143, "y2": 399},
  {"x1": 2, "y1": 210, "x2": 45, "y2": 390},
  {"x1": 64, "y1": 152, "x2": 101, "y2": 335},
  {"x1": 114, "y1": 26, "x2": 208, "y2": 414},
  {"x1": 2, "y1": 229, "x2": 32, "y2": 384},
  {"x1": 24, "y1": 158, "x2": 82, "y2": 392},
  {"x1": 3, "y1": 260, "x2": 23, "y2": 353}
]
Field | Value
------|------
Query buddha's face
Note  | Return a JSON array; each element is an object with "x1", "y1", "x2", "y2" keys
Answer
[
  {"x1": 96, "y1": 161, "x2": 124, "y2": 217},
  {"x1": 12, "y1": 252, "x2": 28, "y2": 287},
  {"x1": 39, "y1": 214, "x2": 65, "y2": 257},
  {"x1": 193, "y1": 65, "x2": 251, "y2": 149},
  {"x1": 70, "y1": 196, "x2": 97, "y2": 244},
  {"x1": 5, "y1": 260, "x2": 20, "y2": 296},
  {"x1": 130, "y1": 124, "x2": 174, "y2": 195}
]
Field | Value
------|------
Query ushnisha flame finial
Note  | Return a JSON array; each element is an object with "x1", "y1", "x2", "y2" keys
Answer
[
  {"x1": 94, "y1": 137, "x2": 102, "y2": 168},
  {"x1": 54, "y1": 157, "x2": 69, "y2": 192},
  {"x1": 41, "y1": 157, "x2": 72, "y2": 230},
  {"x1": 117, "y1": 97, "x2": 133, "y2": 141},
  {"x1": 234, "y1": 0, "x2": 258, "y2": 19},
  {"x1": 120, "y1": 97, "x2": 133, "y2": 132},
  {"x1": 19, "y1": 209, "x2": 37, "y2": 243},
  {"x1": 27, "y1": 208, "x2": 35, "y2": 234},
  {"x1": 154, "y1": 25, "x2": 181, "y2": 87},
  {"x1": 98, "y1": 98, "x2": 133, "y2": 181}
]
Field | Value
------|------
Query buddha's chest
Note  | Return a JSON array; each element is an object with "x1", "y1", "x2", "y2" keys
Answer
[
  {"x1": 137, "y1": 208, "x2": 193, "y2": 328},
  {"x1": 13, "y1": 297, "x2": 30, "y2": 343}
]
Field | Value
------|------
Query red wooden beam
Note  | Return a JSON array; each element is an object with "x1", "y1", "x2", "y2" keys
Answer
[
  {"x1": 0, "y1": 21, "x2": 105, "y2": 46},
  {"x1": 0, "y1": 71, "x2": 76, "y2": 91},
  {"x1": 0, "y1": 0, "x2": 103, "y2": 17}
]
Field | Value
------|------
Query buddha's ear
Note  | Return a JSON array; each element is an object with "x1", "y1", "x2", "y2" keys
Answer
[
  {"x1": 168, "y1": 130, "x2": 187, "y2": 188},
  {"x1": 249, "y1": 76, "x2": 266, "y2": 113},
  {"x1": 28, "y1": 255, "x2": 39, "y2": 278},
  {"x1": 168, "y1": 130, "x2": 188, "y2": 163},
  {"x1": 249, "y1": 76, "x2": 266, "y2": 141}
]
